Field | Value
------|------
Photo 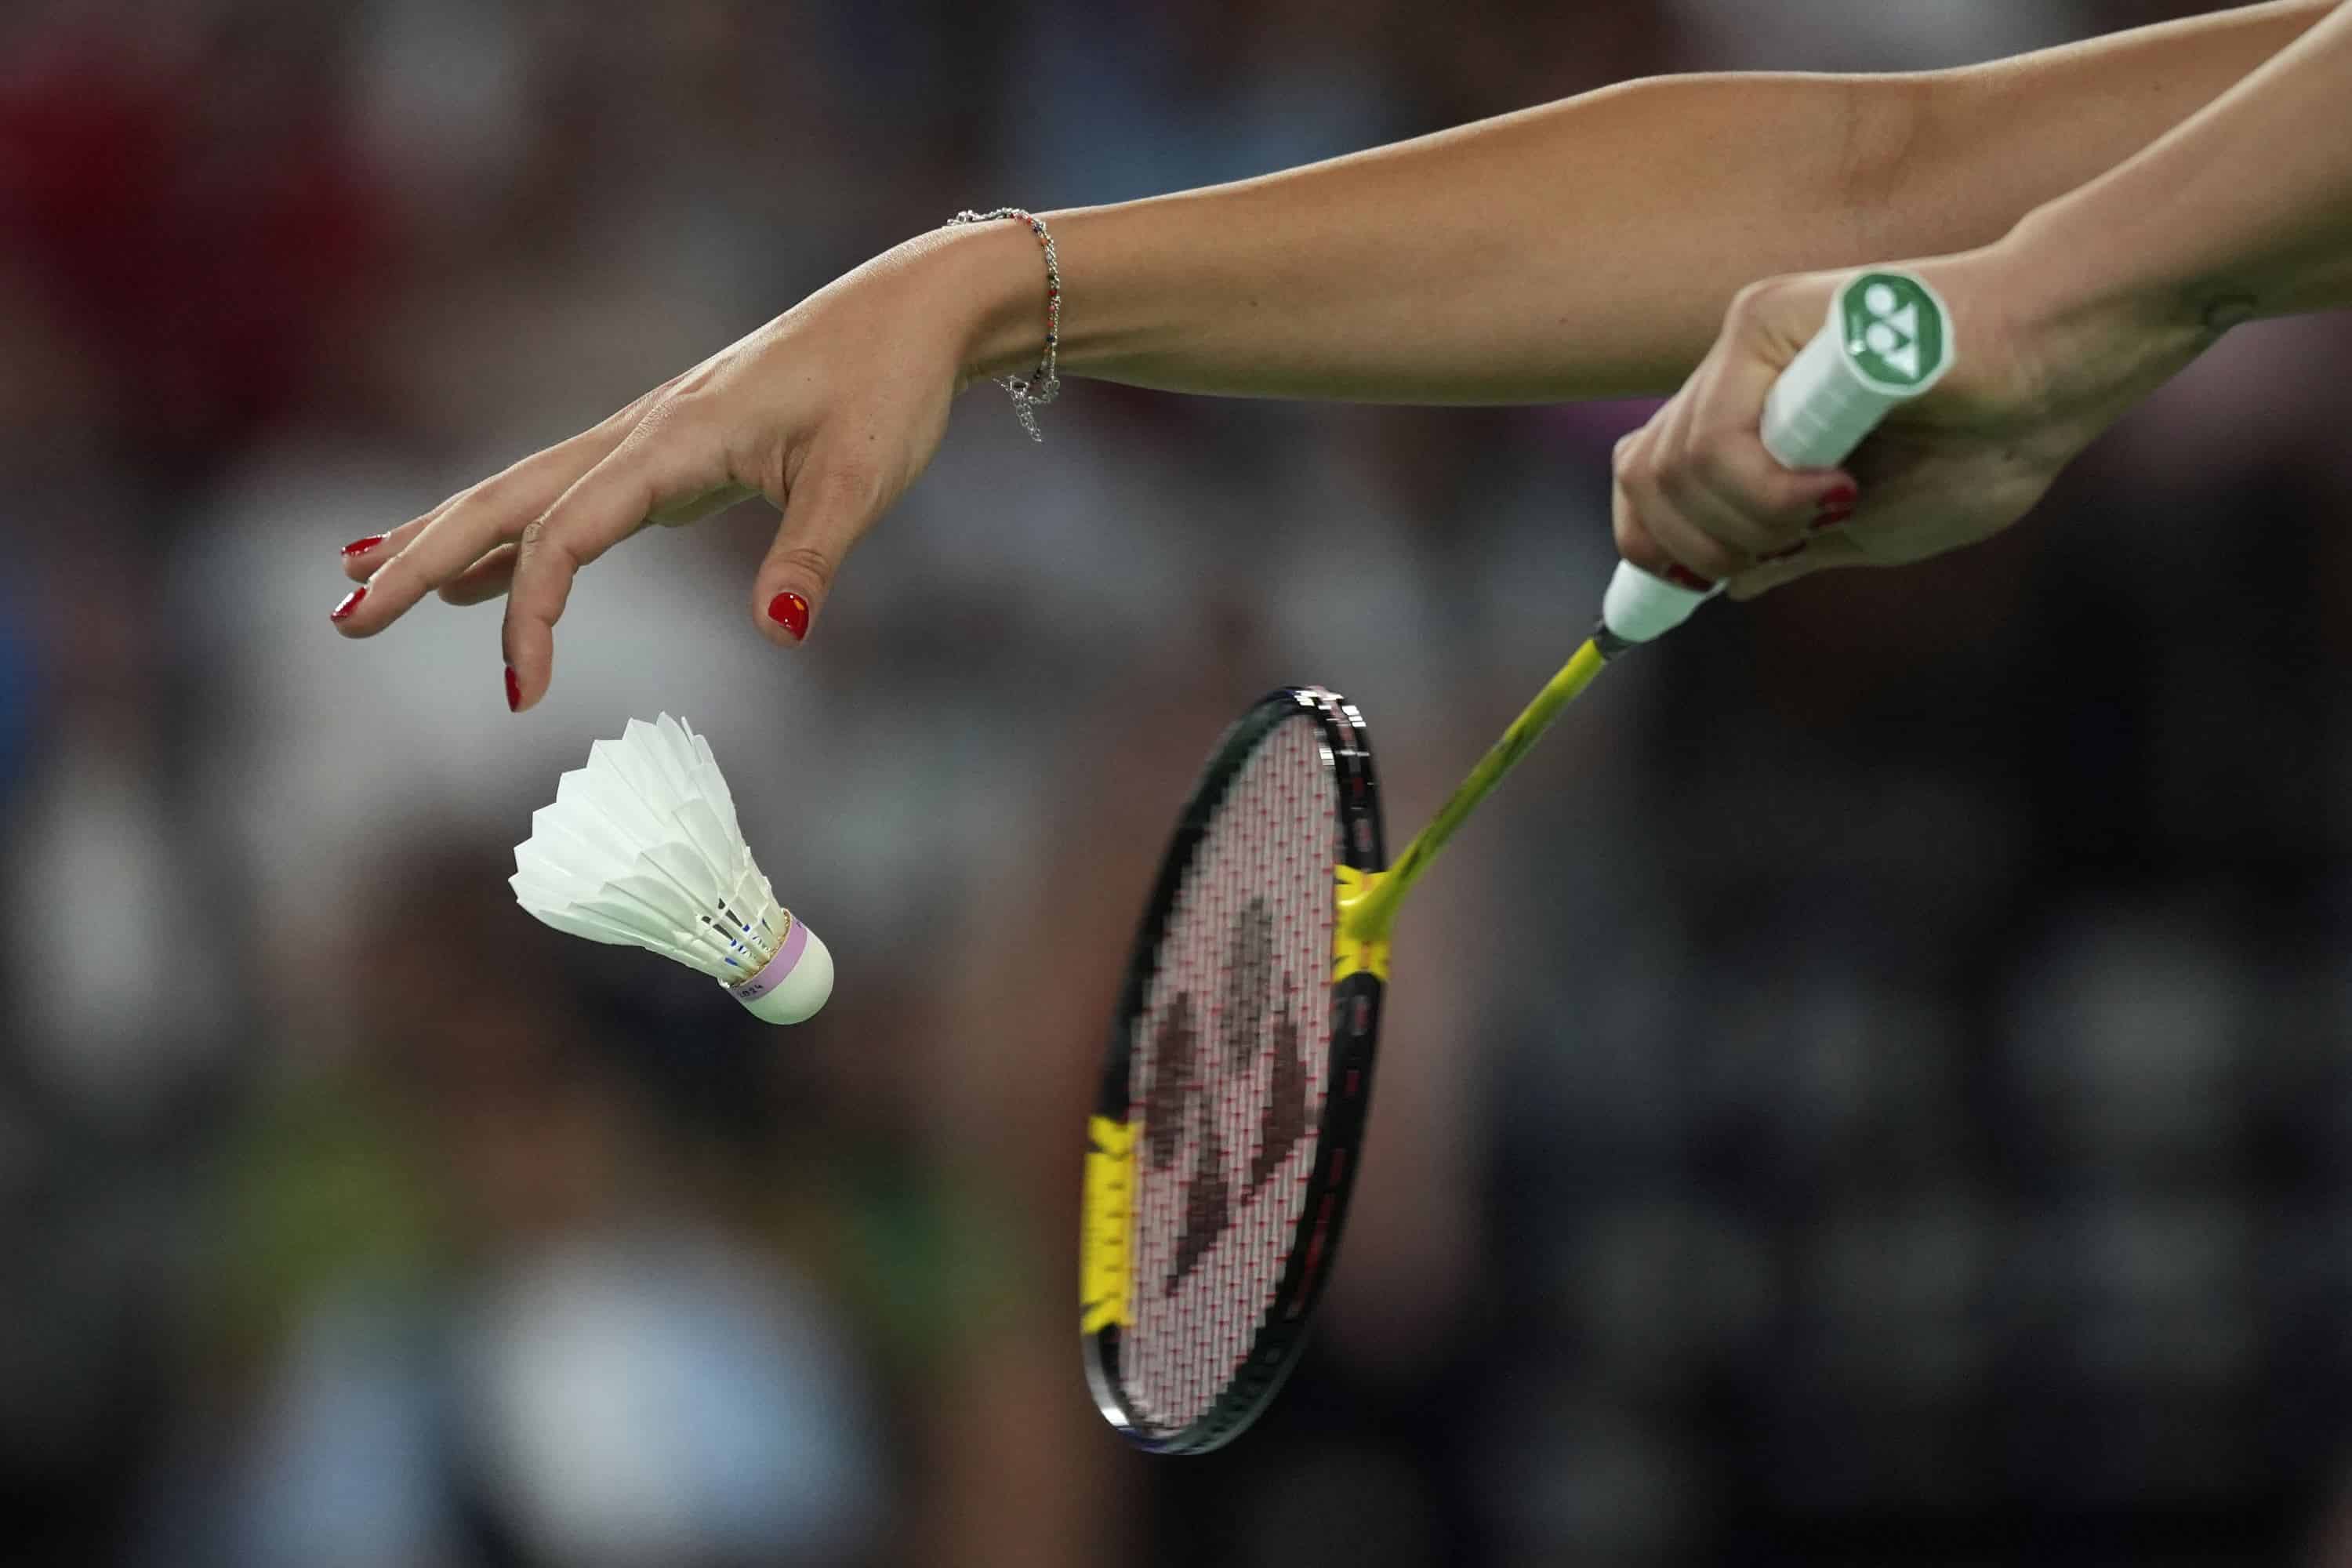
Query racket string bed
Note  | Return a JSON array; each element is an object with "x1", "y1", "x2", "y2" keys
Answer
[{"x1": 1126, "y1": 716, "x2": 1334, "y2": 1436}]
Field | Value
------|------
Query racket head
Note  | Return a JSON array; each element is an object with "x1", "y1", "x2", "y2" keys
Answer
[{"x1": 1081, "y1": 686, "x2": 1385, "y2": 1454}]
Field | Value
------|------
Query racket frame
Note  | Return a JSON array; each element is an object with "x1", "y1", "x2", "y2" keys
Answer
[{"x1": 1082, "y1": 685, "x2": 1385, "y2": 1454}]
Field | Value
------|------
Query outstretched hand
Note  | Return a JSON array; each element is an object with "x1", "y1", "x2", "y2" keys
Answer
[{"x1": 330, "y1": 226, "x2": 1030, "y2": 710}]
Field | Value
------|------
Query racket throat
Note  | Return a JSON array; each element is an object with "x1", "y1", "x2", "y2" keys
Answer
[
  {"x1": 1336, "y1": 631, "x2": 1633, "y2": 959},
  {"x1": 1334, "y1": 866, "x2": 1395, "y2": 980}
]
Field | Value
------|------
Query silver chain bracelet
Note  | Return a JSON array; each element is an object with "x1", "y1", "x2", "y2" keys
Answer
[{"x1": 948, "y1": 207, "x2": 1062, "y2": 441}]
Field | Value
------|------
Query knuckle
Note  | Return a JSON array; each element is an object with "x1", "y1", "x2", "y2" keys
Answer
[
  {"x1": 768, "y1": 543, "x2": 837, "y2": 594},
  {"x1": 514, "y1": 516, "x2": 576, "y2": 576},
  {"x1": 366, "y1": 551, "x2": 415, "y2": 597},
  {"x1": 1726, "y1": 278, "x2": 1780, "y2": 326},
  {"x1": 1617, "y1": 444, "x2": 1661, "y2": 494},
  {"x1": 666, "y1": 361, "x2": 728, "y2": 404},
  {"x1": 455, "y1": 481, "x2": 506, "y2": 525},
  {"x1": 1654, "y1": 454, "x2": 1704, "y2": 504},
  {"x1": 613, "y1": 398, "x2": 679, "y2": 456},
  {"x1": 815, "y1": 458, "x2": 878, "y2": 504},
  {"x1": 660, "y1": 386, "x2": 721, "y2": 425},
  {"x1": 1690, "y1": 430, "x2": 1740, "y2": 480},
  {"x1": 615, "y1": 385, "x2": 668, "y2": 427},
  {"x1": 637, "y1": 387, "x2": 719, "y2": 446}
]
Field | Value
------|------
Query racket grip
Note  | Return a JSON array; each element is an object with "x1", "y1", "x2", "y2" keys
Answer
[
  {"x1": 1600, "y1": 269, "x2": 1955, "y2": 645},
  {"x1": 1601, "y1": 561, "x2": 1718, "y2": 642}
]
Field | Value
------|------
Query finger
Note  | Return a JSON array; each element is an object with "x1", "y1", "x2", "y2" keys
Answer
[
  {"x1": 503, "y1": 407, "x2": 730, "y2": 709},
  {"x1": 1615, "y1": 418, "x2": 1748, "y2": 586},
  {"x1": 1725, "y1": 531, "x2": 1869, "y2": 601},
  {"x1": 1613, "y1": 401, "x2": 1735, "y2": 587},
  {"x1": 1642, "y1": 492, "x2": 1750, "y2": 585},
  {"x1": 1612, "y1": 468, "x2": 1730, "y2": 591},
  {"x1": 330, "y1": 401, "x2": 652, "y2": 627},
  {"x1": 1685, "y1": 433, "x2": 1856, "y2": 550},
  {"x1": 750, "y1": 448, "x2": 890, "y2": 646},
  {"x1": 341, "y1": 507, "x2": 442, "y2": 581},
  {"x1": 1642, "y1": 380, "x2": 1760, "y2": 574},
  {"x1": 1711, "y1": 276, "x2": 1834, "y2": 415},
  {"x1": 438, "y1": 544, "x2": 519, "y2": 606},
  {"x1": 1661, "y1": 452, "x2": 1784, "y2": 559}
]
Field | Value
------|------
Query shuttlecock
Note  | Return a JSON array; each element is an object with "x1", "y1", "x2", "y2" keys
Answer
[{"x1": 511, "y1": 715, "x2": 833, "y2": 1024}]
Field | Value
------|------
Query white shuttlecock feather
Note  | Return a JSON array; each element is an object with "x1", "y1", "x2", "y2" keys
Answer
[{"x1": 510, "y1": 715, "x2": 833, "y2": 1025}]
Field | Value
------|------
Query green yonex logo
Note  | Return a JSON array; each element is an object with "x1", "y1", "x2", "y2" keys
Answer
[{"x1": 1839, "y1": 271, "x2": 1947, "y2": 390}]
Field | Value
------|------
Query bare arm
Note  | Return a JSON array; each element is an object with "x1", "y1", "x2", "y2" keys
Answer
[
  {"x1": 332, "y1": 2, "x2": 2335, "y2": 709},
  {"x1": 956, "y1": 1, "x2": 2336, "y2": 401}
]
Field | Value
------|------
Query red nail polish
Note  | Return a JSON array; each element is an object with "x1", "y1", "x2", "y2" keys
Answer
[
  {"x1": 768, "y1": 591, "x2": 810, "y2": 641},
  {"x1": 504, "y1": 666, "x2": 521, "y2": 712},
  {"x1": 341, "y1": 534, "x2": 387, "y2": 557},
  {"x1": 330, "y1": 586, "x2": 367, "y2": 622},
  {"x1": 1661, "y1": 563, "x2": 1715, "y2": 593},
  {"x1": 1811, "y1": 485, "x2": 1859, "y2": 531}
]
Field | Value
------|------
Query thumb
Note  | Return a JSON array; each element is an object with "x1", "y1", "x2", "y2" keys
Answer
[{"x1": 753, "y1": 455, "x2": 879, "y2": 647}]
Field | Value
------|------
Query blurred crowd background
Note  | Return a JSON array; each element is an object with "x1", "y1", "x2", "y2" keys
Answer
[{"x1": 6, "y1": 1, "x2": 2352, "y2": 1564}]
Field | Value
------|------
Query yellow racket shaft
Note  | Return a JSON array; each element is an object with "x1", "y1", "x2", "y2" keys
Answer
[
  {"x1": 1339, "y1": 637, "x2": 1610, "y2": 947},
  {"x1": 1338, "y1": 270, "x2": 1955, "y2": 959}
]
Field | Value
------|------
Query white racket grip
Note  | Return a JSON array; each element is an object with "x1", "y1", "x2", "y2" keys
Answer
[
  {"x1": 1601, "y1": 563, "x2": 1718, "y2": 642},
  {"x1": 1601, "y1": 270, "x2": 1955, "y2": 645},
  {"x1": 1762, "y1": 271, "x2": 1957, "y2": 469}
]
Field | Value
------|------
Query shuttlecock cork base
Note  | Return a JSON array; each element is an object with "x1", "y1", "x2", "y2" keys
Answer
[
  {"x1": 510, "y1": 714, "x2": 834, "y2": 1025},
  {"x1": 725, "y1": 913, "x2": 834, "y2": 1025}
]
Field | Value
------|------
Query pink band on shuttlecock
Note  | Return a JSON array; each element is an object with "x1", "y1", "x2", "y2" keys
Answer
[{"x1": 727, "y1": 918, "x2": 809, "y2": 1004}]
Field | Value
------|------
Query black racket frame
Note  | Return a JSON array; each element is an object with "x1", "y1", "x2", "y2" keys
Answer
[{"x1": 1083, "y1": 685, "x2": 1387, "y2": 1454}]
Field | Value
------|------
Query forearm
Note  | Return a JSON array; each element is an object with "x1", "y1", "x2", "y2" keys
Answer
[
  {"x1": 1041, "y1": 74, "x2": 1900, "y2": 403},
  {"x1": 2006, "y1": 0, "x2": 2352, "y2": 348},
  {"x1": 952, "y1": 1, "x2": 2332, "y2": 402}
]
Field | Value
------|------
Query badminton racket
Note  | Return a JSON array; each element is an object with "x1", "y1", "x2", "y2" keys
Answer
[{"x1": 1080, "y1": 270, "x2": 1953, "y2": 1453}]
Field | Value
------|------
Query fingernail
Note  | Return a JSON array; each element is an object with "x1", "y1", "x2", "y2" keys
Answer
[
  {"x1": 330, "y1": 586, "x2": 367, "y2": 622},
  {"x1": 768, "y1": 591, "x2": 809, "y2": 641},
  {"x1": 1810, "y1": 485, "x2": 1858, "y2": 532},
  {"x1": 504, "y1": 665, "x2": 521, "y2": 713},
  {"x1": 1661, "y1": 563, "x2": 1715, "y2": 593},
  {"x1": 341, "y1": 534, "x2": 387, "y2": 557}
]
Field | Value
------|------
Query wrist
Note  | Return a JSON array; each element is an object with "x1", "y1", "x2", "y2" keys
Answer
[
  {"x1": 1945, "y1": 211, "x2": 2217, "y2": 437},
  {"x1": 928, "y1": 217, "x2": 1063, "y2": 387},
  {"x1": 1993, "y1": 203, "x2": 2229, "y2": 375}
]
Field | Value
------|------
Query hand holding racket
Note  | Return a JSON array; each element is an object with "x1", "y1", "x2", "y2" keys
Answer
[{"x1": 1081, "y1": 269, "x2": 1954, "y2": 1454}]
